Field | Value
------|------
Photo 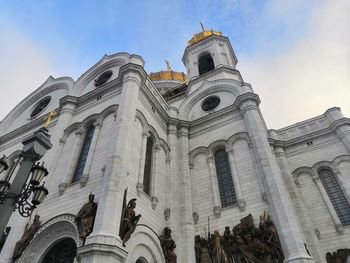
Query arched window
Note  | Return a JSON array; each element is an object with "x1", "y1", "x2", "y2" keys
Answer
[
  {"x1": 72, "y1": 126, "x2": 95, "y2": 183},
  {"x1": 143, "y1": 137, "x2": 153, "y2": 195},
  {"x1": 214, "y1": 149, "x2": 236, "y2": 208},
  {"x1": 319, "y1": 169, "x2": 350, "y2": 226},
  {"x1": 198, "y1": 53, "x2": 215, "y2": 75}
]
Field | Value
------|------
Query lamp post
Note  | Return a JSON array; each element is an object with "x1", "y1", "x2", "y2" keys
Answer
[{"x1": 0, "y1": 128, "x2": 52, "y2": 235}]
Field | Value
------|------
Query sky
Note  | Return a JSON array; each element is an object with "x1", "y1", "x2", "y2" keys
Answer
[{"x1": 0, "y1": 0, "x2": 349, "y2": 129}]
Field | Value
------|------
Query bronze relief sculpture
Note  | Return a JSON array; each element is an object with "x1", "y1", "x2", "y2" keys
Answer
[
  {"x1": 12, "y1": 215, "x2": 41, "y2": 262},
  {"x1": 119, "y1": 189, "x2": 141, "y2": 247},
  {"x1": 194, "y1": 213, "x2": 284, "y2": 263},
  {"x1": 75, "y1": 193, "x2": 98, "y2": 244},
  {"x1": 326, "y1": 249, "x2": 350, "y2": 263},
  {"x1": 159, "y1": 227, "x2": 177, "y2": 263}
]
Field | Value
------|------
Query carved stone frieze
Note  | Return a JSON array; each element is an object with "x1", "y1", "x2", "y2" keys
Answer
[
  {"x1": 326, "y1": 249, "x2": 350, "y2": 263},
  {"x1": 194, "y1": 213, "x2": 284, "y2": 263}
]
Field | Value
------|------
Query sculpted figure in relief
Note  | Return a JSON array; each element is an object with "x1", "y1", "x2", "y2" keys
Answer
[
  {"x1": 194, "y1": 213, "x2": 284, "y2": 263},
  {"x1": 75, "y1": 193, "x2": 98, "y2": 243},
  {"x1": 12, "y1": 215, "x2": 41, "y2": 262},
  {"x1": 119, "y1": 192, "x2": 141, "y2": 247},
  {"x1": 159, "y1": 227, "x2": 177, "y2": 263},
  {"x1": 326, "y1": 249, "x2": 350, "y2": 263}
]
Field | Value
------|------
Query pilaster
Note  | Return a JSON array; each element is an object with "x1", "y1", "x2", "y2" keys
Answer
[
  {"x1": 81, "y1": 120, "x2": 102, "y2": 187},
  {"x1": 178, "y1": 123, "x2": 196, "y2": 263},
  {"x1": 58, "y1": 130, "x2": 83, "y2": 194},
  {"x1": 225, "y1": 147, "x2": 246, "y2": 211},
  {"x1": 207, "y1": 156, "x2": 221, "y2": 217},
  {"x1": 166, "y1": 120, "x2": 180, "y2": 251},
  {"x1": 234, "y1": 93, "x2": 314, "y2": 262},
  {"x1": 136, "y1": 131, "x2": 149, "y2": 195},
  {"x1": 274, "y1": 144, "x2": 324, "y2": 262},
  {"x1": 81, "y1": 69, "x2": 143, "y2": 263}
]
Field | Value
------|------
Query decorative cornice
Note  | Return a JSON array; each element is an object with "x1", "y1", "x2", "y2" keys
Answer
[{"x1": 186, "y1": 67, "x2": 244, "y2": 89}]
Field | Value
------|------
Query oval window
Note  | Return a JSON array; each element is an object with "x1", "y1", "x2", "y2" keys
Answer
[
  {"x1": 202, "y1": 96, "x2": 220, "y2": 111},
  {"x1": 94, "y1": 70, "x2": 113, "y2": 87},
  {"x1": 30, "y1": 97, "x2": 51, "y2": 118}
]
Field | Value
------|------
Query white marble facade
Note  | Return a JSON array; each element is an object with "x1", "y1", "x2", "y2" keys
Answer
[{"x1": 0, "y1": 31, "x2": 349, "y2": 263}]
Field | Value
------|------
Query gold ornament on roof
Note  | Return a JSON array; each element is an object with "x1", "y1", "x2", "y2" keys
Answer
[
  {"x1": 149, "y1": 59, "x2": 187, "y2": 82},
  {"x1": 43, "y1": 111, "x2": 57, "y2": 128},
  {"x1": 165, "y1": 60, "x2": 172, "y2": 71},
  {"x1": 187, "y1": 23, "x2": 222, "y2": 46}
]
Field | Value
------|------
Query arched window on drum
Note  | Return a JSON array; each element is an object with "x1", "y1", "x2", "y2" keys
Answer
[
  {"x1": 198, "y1": 53, "x2": 215, "y2": 75},
  {"x1": 143, "y1": 137, "x2": 154, "y2": 195},
  {"x1": 72, "y1": 126, "x2": 95, "y2": 183},
  {"x1": 214, "y1": 149, "x2": 236, "y2": 208},
  {"x1": 318, "y1": 169, "x2": 350, "y2": 226}
]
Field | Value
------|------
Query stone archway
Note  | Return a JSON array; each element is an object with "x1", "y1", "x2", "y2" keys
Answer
[
  {"x1": 19, "y1": 214, "x2": 80, "y2": 263},
  {"x1": 41, "y1": 238, "x2": 77, "y2": 263}
]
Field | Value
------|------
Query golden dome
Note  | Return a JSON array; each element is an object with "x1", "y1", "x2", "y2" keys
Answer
[
  {"x1": 188, "y1": 30, "x2": 222, "y2": 46},
  {"x1": 149, "y1": 71, "x2": 187, "y2": 82}
]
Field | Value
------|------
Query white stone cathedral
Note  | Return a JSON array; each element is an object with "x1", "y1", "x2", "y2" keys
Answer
[{"x1": 0, "y1": 29, "x2": 349, "y2": 263}]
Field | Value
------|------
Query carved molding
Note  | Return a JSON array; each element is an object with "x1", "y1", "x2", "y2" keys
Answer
[
  {"x1": 19, "y1": 214, "x2": 80, "y2": 263},
  {"x1": 213, "y1": 206, "x2": 221, "y2": 218},
  {"x1": 164, "y1": 208, "x2": 170, "y2": 221},
  {"x1": 63, "y1": 104, "x2": 118, "y2": 139}
]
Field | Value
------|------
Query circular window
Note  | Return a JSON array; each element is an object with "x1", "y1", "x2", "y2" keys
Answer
[
  {"x1": 30, "y1": 96, "x2": 51, "y2": 118},
  {"x1": 94, "y1": 70, "x2": 113, "y2": 87},
  {"x1": 202, "y1": 96, "x2": 220, "y2": 111}
]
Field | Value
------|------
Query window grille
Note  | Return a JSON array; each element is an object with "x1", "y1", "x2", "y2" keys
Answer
[
  {"x1": 319, "y1": 169, "x2": 350, "y2": 226},
  {"x1": 214, "y1": 149, "x2": 236, "y2": 208},
  {"x1": 143, "y1": 137, "x2": 153, "y2": 195},
  {"x1": 72, "y1": 126, "x2": 95, "y2": 183}
]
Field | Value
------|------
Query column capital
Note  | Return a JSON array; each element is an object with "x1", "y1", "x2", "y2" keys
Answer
[
  {"x1": 225, "y1": 147, "x2": 234, "y2": 155},
  {"x1": 312, "y1": 173, "x2": 320, "y2": 181},
  {"x1": 75, "y1": 129, "x2": 83, "y2": 137},
  {"x1": 233, "y1": 93, "x2": 260, "y2": 113},
  {"x1": 154, "y1": 143, "x2": 161, "y2": 151},
  {"x1": 142, "y1": 131, "x2": 150, "y2": 138},
  {"x1": 59, "y1": 137, "x2": 67, "y2": 145},
  {"x1": 207, "y1": 156, "x2": 214, "y2": 164},
  {"x1": 93, "y1": 120, "x2": 103, "y2": 128}
]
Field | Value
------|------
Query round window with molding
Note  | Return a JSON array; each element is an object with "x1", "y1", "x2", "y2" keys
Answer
[
  {"x1": 201, "y1": 96, "x2": 220, "y2": 111},
  {"x1": 94, "y1": 70, "x2": 113, "y2": 87},
  {"x1": 30, "y1": 96, "x2": 51, "y2": 118}
]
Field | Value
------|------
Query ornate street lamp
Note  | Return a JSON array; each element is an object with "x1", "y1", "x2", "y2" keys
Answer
[
  {"x1": 0, "y1": 128, "x2": 52, "y2": 235},
  {"x1": 30, "y1": 163, "x2": 48, "y2": 186},
  {"x1": 0, "y1": 160, "x2": 50, "y2": 217}
]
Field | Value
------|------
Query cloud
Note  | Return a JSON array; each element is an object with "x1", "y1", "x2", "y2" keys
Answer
[
  {"x1": 239, "y1": 0, "x2": 350, "y2": 129},
  {"x1": 0, "y1": 19, "x2": 57, "y2": 121}
]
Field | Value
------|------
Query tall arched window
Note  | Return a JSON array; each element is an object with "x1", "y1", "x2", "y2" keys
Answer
[
  {"x1": 198, "y1": 53, "x2": 215, "y2": 75},
  {"x1": 72, "y1": 126, "x2": 95, "y2": 183},
  {"x1": 143, "y1": 137, "x2": 153, "y2": 195},
  {"x1": 214, "y1": 149, "x2": 236, "y2": 208},
  {"x1": 319, "y1": 169, "x2": 350, "y2": 226}
]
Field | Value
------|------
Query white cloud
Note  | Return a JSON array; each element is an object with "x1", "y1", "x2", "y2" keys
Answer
[
  {"x1": 0, "y1": 19, "x2": 56, "y2": 121},
  {"x1": 240, "y1": 0, "x2": 350, "y2": 129}
]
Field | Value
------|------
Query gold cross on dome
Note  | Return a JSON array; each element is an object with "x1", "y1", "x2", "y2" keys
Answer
[
  {"x1": 43, "y1": 111, "x2": 57, "y2": 128},
  {"x1": 165, "y1": 60, "x2": 172, "y2": 71}
]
